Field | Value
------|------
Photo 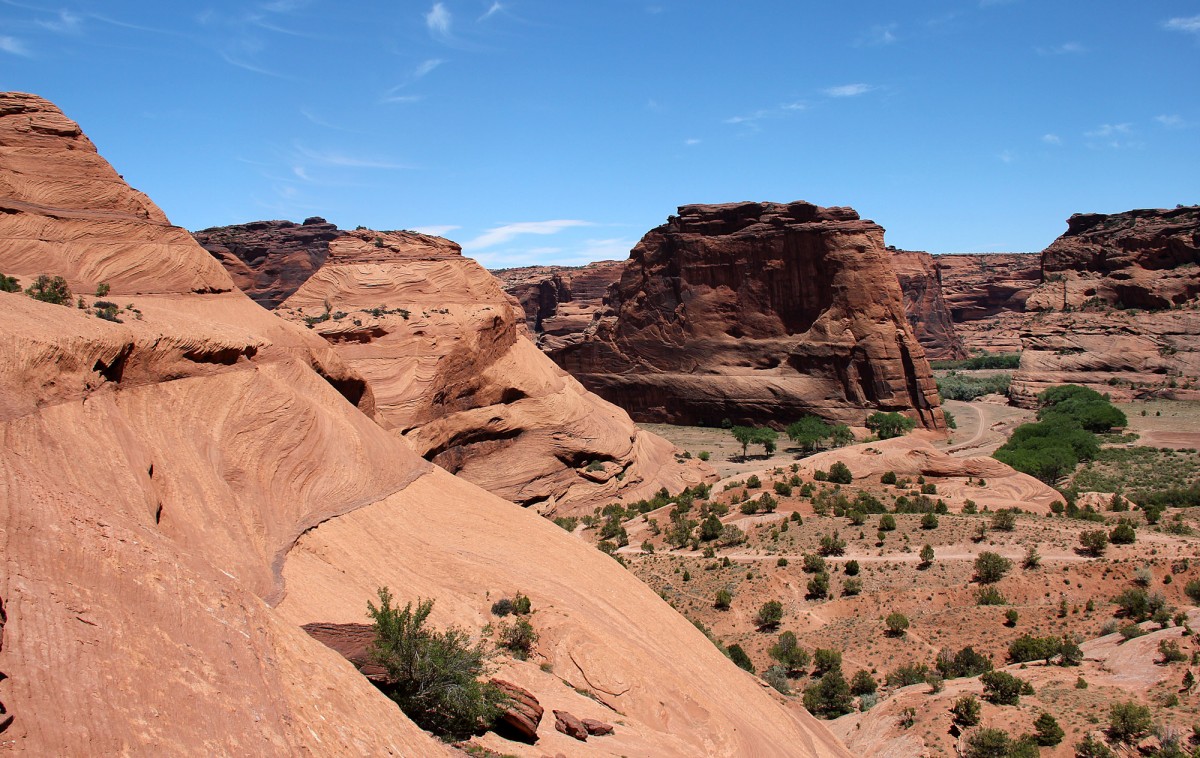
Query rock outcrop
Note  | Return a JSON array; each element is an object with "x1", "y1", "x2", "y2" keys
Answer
[
  {"x1": 554, "y1": 202, "x2": 944, "y2": 429},
  {"x1": 494, "y1": 260, "x2": 623, "y2": 351},
  {"x1": 889, "y1": 249, "x2": 966, "y2": 359},
  {"x1": 0, "y1": 91, "x2": 852, "y2": 757},
  {"x1": 1011, "y1": 207, "x2": 1200, "y2": 405},
  {"x1": 276, "y1": 230, "x2": 709, "y2": 513},
  {"x1": 490, "y1": 680, "x2": 543, "y2": 743},
  {"x1": 933, "y1": 253, "x2": 1042, "y2": 355},
  {"x1": 193, "y1": 217, "x2": 340, "y2": 308}
]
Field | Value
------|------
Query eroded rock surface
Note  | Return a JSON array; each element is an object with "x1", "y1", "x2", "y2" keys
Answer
[
  {"x1": 554, "y1": 202, "x2": 944, "y2": 429},
  {"x1": 494, "y1": 260, "x2": 623, "y2": 351},
  {"x1": 0, "y1": 91, "x2": 851, "y2": 757},
  {"x1": 1011, "y1": 207, "x2": 1200, "y2": 405},
  {"x1": 934, "y1": 252, "x2": 1042, "y2": 354},
  {"x1": 277, "y1": 231, "x2": 709, "y2": 513}
]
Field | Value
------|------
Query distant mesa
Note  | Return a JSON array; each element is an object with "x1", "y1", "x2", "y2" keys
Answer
[{"x1": 549, "y1": 201, "x2": 945, "y2": 430}]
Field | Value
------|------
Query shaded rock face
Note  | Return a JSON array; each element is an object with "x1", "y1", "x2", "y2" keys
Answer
[
  {"x1": 494, "y1": 260, "x2": 624, "y2": 352},
  {"x1": 555, "y1": 202, "x2": 944, "y2": 429},
  {"x1": 933, "y1": 253, "x2": 1042, "y2": 355},
  {"x1": 1011, "y1": 207, "x2": 1200, "y2": 406},
  {"x1": 889, "y1": 250, "x2": 966, "y2": 359},
  {"x1": 193, "y1": 218, "x2": 341, "y2": 308},
  {"x1": 276, "y1": 231, "x2": 710, "y2": 513},
  {"x1": 0, "y1": 92, "x2": 853, "y2": 758},
  {"x1": 490, "y1": 679, "x2": 543, "y2": 743}
]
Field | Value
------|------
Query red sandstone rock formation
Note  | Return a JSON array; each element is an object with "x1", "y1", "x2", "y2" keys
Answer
[
  {"x1": 934, "y1": 253, "x2": 1042, "y2": 354},
  {"x1": 1011, "y1": 207, "x2": 1200, "y2": 406},
  {"x1": 276, "y1": 231, "x2": 709, "y2": 513},
  {"x1": 555, "y1": 202, "x2": 944, "y2": 429},
  {"x1": 889, "y1": 249, "x2": 966, "y2": 359},
  {"x1": 494, "y1": 260, "x2": 624, "y2": 351},
  {"x1": 491, "y1": 680, "x2": 544, "y2": 743},
  {"x1": 0, "y1": 91, "x2": 851, "y2": 757},
  {"x1": 194, "y1": 217, "x2": 340, "y2": 308}
]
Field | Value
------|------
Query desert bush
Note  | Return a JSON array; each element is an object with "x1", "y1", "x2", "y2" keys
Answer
[
  {"x1": 886, "y1": 662, "x2": 930, "y2": 688},
  {"x1": 1107, "y1": 701, "x2": 1152, "y2": 744},
  {"x1": 842, "y1": 577, "x2": 863, "y2": 596},
  {"x1": 714, "y1": 589, "x2": 732, "y2": 610},
  {"x1": 991, "y1": 509, "x2": 1016, "y2": 531},
  {"x1": 769, "y1": 631, "x2": 810, "y2": 676},
  {"x1": 1074, "y1": 734, "x2": 1116, "y2": 758},
  {"x1": 974, "y1": 551, "x2": 1012, "y2": 584},
  {"x1": 919, "y1": 544, "x2": 934, "y2": 568},
  {"x1": 826, "y1": 462, "x2": 853, "y2": 484},
  {"x1": 812, "y1": 648, "x2": 842, "y2": 676},
  {"x1": 762, "y1": 665, "x2": 790, "y2": 694},
  {"x1": 980, "y1": 670, "x2": 1031, "y2": 705},
  {"x1": 806, "y1": 572, "x2": 830, "y2": 599},
  {"x1": 963, "y1": 728, "x2": 1019, "y2": 758},
  {"x1": 802, "y1": 553, "x2": 826, "y2": 573},
  {"x1": 976, "y1": 586, "x2": 1007, "y2": 605},
  {"x1": 817, "y1": 531, "x2": 847, "y2": 557},
  {"x1": 881, "y1": 470, "x2": 897, "y2": 485},
  {"x1": 803, "y1": 669, "x2": 853, "y2": 719},
  {"x1": 24, "y1": 274, "x2": 72, "y2": 305},
  {"x1": 0, "y1": 273, "x2": 20, "y2": 292},
  {"x1": 884, "y1": 612, "x2": 910, "y2": 637},
  {"x1": 1109, "y1": 520, "x2": 1136, "y2": 545},
  {"x1": 1008, "y1": 635, "x2": 1062, "y2": 664},
  {"x1": 950, "y1": 694, "x2": 981, "y2": 727},
  {"x1": 920, "y1": 512, "x2": 939, "y2": 530},
  {"x1": 1079, "y1": 529, "x2": 1108, "y2": 556},
  {"x1": 367, "y1": 588, "x2": 503, "y2": 739},
  {"x1": 936, "y1": 646, "x2": 993, "y2": 679},
  {"x1": 1158, "y1": 639, "x2": 1186, "y2": 663},
  {"x1": 844, "y1": 559, "x2": 860, "y2": 576},
  {"x1": 849, "y1": 669, "x2": 877, "y2": 695},
  {"x1": 1033, "y1": 712, "x2": 1064, "y2": 746},
  {"x1": 1022, "y1": 544, "x2": 1041, "y2": 569},
  {"x1": 755, "y1": 600, "x2": 784, "y2": 630},
  {"x1": 499, "y1": 618, "x2": 538, "y2": 660},
  {"x1": 1185, "y1": 579, "x2": 1200, "y2": 603},
  {"x1": 727, "y1": 644, "x2": 755, "y2": 673}
]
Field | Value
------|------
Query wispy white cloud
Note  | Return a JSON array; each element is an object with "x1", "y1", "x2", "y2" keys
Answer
[
  {"x1": 1037, "y1": 41, "x2": 1084, "y2": 55},
  {"x1": 294, "y1": 143, "x2": 412, "y2": 169},
  {"x1": 1084, "y1": 123, "x2": 1141, "y2": 149},
  {"x1": 684, "y1": 138, "x2": 701, "y2": 146},
  {"x1": 426, "y1": 2, "x2": 452, "y2": 39},
  {"x1": 479, "y1": 2, "x2": 503, "y2": 21},
  {"x1": 824, "y1": 83, "x2": 873, "y2": 98},
  {"x1": 856, "y1": 23, "x2": 897, "y2": 47},
  {"x1": 0, "y1": 35, "x2": 30, "y2": 56},
  {"x1": 465, "y1": 220, "x2": 595, "y2": 250},
  {"x1": 380, "y1": 92, "x2": 424, "y2": 104},
  {"x1": 410, "y1": 224, "x2": 461, "y2": 237},
  {"x1": 998, "y1": 149, "x2": 1016, "y2": 163},
  {"x1": 1164, "y1": 15, "x2": 1200, "y2": 34},
  {"x1": 219, "y1": 49, "x2": 292, "y2": 79},
  {"x1": 1041, "y1": 133, "x2": 1062, "y2": 145},
  {"x1": 1085, "y1": 123, "x2": 1132, "y2": 138},
  {"x1": 36, "y1": 9, "x2": 82, "y2": 34},
  {"x1": 414, "y1": 58, "x2": 444, "y2": 78},
  {"x1": 1156, "y1": 114, "x2": 1187, "y2": 129},
  {"x1": 724, "y1": 101, "x2": 805, "y2": 127}
]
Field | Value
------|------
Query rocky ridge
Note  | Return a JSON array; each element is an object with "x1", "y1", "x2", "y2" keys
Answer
[
  {"x1": 0, "y1": 92, "x2": 850, "y2": 757},
  {"x1": 554, "y1": 201, "x2": 945, "y2": 430},
  {"x1": 889, "y1": 249, "x2": 967, "y2": 359}
]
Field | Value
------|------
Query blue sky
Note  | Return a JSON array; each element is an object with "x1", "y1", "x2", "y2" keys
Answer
[{"x1": 2, "y1": 1, "x2": 1198, "y2": 267}]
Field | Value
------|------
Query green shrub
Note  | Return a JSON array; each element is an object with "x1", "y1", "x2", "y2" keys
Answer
[
  {"x1": 755, "y1": 600, "x2": 784, "y2": 630},
  {"x1": 806, "y1": 572, "x2": 830, "y2": 599},
  {"x1": 974, "y1": 551, "x2": 1012, "y2": 584},
  {"x1": 1007, "y1": 634, "x2": 1062, "y2": 664},
  {"x1": 865, "y1": 412, "x2": 916, "y2": 439},
  {"x1": 786, "y1": 415, "x2": 834, "y2": 453},
  {"x1": 884, "y1": 612, "x2": 909, "y2": 637},
  {"x1": 849, "y1": 669, "x2": 877, "y2": 695},
  {"x1": 769, "y1": 631, "x2": 810, "y2": 675},
  {"x1": 499, "y1": 618, "x2": 538, "y2": 660},
  {"x1": 886, "y1": 662, "x2": 929, "y2": 688},
  {"x1": 936, "y1": 646, "x2": 992, "y2": 679},
  {"x1": 1079, "y1": 529, "x2": 1108, "y2": 556},
  {"x1": 881, "y1": 470, "x2": 897, "y2": 485},
  {"x1": 827, "y1": 462, "x2": 853, "y2": 484},
  {"x1": 1106, "y1": 701, "x2": 1151, "y2": 744},
  {"x1": 980, "y1": 670, "x2": 1030, "y2": 705},
  {"x1": 727, "y1": 644, "x2": 755, "y2": 673},
  {"x1": 1073, "y1": 734, "x2": 1115, "y2": 758},
  {"x1": 931, "y1": 353, "x2": 1021, "y2": 371},
  {"x1": 1109, "y1": 520, "x2": 1136, "y2": 545},
  {"x1": 812, "y1": 648, "x2": 842, "y2": 676},
  {"x1": 1037, "y1": 384, "x2": 1127, "y2": 432},
  {"x1": 920, "y1": 512, "x2": 939, "y2": 530},
  {"x1": 975, "y1": 586, "x2": 1007, "y2": 605},
  {"x1": 803, "y1": 669, "x2": 853, "y2": 719},
  {"x1": 842, "y1": 577, "x2": 862, "y2": 596},
  {"x1": 950, "y1": 694, "x2": 981, "y2": 727},
  {"x1": 817, "y1": 531, "x2": 847, "y2": 557},
  {"x1": 963, "y1": 727, "x2": 1017, "y2": 758},
  {"x1": 714, "y1": 589, "x2": 732, "y2": 610},
  {"x1": 367, "y1": 588, "x2": 504, "y2": 740},
  {"x1": 762, "y1": 665, "x2": 791, "y2": 694},
  {"x1": 990, "y1": 509, "x2": 1016, "y2": 531},
  {"x1": 24, "y1": 274, "x2": 72, "y2": 305},
  {"x1": 919, "y1": 544, "x2": 934, "y2": 568},
  {"x1": 844, "y1": 559, "x2": 860, "y2": 576},
  {"x1": 0, "y1": 273, "x2": 20, "y2": 293}
]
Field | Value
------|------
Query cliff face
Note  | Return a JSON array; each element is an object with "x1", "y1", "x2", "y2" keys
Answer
[
  {"x1": 494, "y1": 260, "x2": 623, "y2": 351},
  {"x1": 934, "y1": 253, "x2": 1042, "y2": 354},
  {"x1": 277, "y1": 231, "x2": 709, "y2": 513},
  {"x1": 889, "y1": 250, "x2": 966, "y2": 359},
  {"x1": 1011, "y1": 207, "x2": 1200, "y2": 406},
  {"x1": 193, "y1": 217, "x2": 340, "y2": 308},
  {"x1": 0, "y1": 92, "x2": 850, "y2": 758},
  {"x1": 555, "y1": 202, "x2": 944, "y2": 429}
]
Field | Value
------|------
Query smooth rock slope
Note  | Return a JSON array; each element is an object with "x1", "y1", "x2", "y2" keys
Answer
[{"x1": 0, "y1": 92, "x2": 848, "y2": 756}]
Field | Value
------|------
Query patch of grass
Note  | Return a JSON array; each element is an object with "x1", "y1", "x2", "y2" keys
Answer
[
  {"x1": 1072, "y1": 446, "x2": 1200, "y2": 497},
  {"x1": 936, "y1": 372, "x2": 1013, "y2": 401}
]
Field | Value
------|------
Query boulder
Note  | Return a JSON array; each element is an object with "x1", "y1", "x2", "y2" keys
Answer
[
  {"x1": 490, "y1": 679, "x2": 543, "y2": 743},
  {"x1": 582, "y1": 717, "x2": 614, "y2": 736},
  {"x1": 552, "y1": 709, "x2": 588, "y2": 741}
]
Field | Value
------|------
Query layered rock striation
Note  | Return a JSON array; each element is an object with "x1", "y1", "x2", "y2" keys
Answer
[
  {"x1": 931, "y1": 253, "x2": 1042, "y2": 355},
  {"x1": 555, "y1": 202, "x2": 944, "y2": 429},
  {"x1": 0, "y1": 92, "x2": 850, "y2": 757},
  {"x1": 494, "y1": 259, "x2": 623, "y2": 352},
  {"x1": 1011, "y1": 207, "x2": 1200, "y2": 405},
  {"x1": 277, "y1": 231, "x2": 708, "y2": 512}
]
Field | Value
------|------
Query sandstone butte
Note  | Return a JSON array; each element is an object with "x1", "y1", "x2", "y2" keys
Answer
[
  {"x1": 0, "y1": 92, "x2": 851, "y2": 756},
  {"x1": 193, "y1": 221, "x2": 709, "y2": 514},
  {"x1": 552, "y1": 201, "x2": 945, "y2": 430},
  {"x1": 1010, "y1": 206, "x2": 1200, "y2": 406},
  {"x1": 887, "y1": 249, "x2": 967, "y2": 360}
]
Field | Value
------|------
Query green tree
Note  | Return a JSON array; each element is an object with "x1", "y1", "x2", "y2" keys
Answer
[
  {"x1": 755, "y1": 600, "x2": 784, "y2": 630},
  {"x1": 919, "y1": 543, "x2": 935, "y2": 568},
  {"x1": 950, "y1": 694, "x2": 981, "y2": 727},
  {"x1": 1106, "y1": 701, "x2": 1151, "y2": 744},
  {"x1": 0, "y1": 274, "x2": 20, "y2": 293},
  {"x1": 1079, "y1": 529, "x2": 1108, "y2": 557},
  {"x1": 727, "y1": 644, "x2": 755, "y2": 673},
  {"x1": 963, "y1": 727, "x2": 1013, "y2": 758},
  {"x1": 786, "y1": 416, "x2": 831, "y2": 453},
  {"x1": 884, "y1": 612, "x2": 910, "y2": 637},
  {"x1": 806, "y1": 572, "x2": 830, "y2": 600},
  {"x1": 829, "y1": 424, "x2": 854, "y2": 447},
  {"x1": 1108, "y1": 520, "x2": 1136, "y2": 545},
  {"x1": 1073, "y1": 735, "x2": 1116, "y2": 758},
  {"x1": 865, "y1": 412, "x2": 917, "y2": 439},
  {"x1": 812, "y1": 648, "x2": 842, "y2": 676},
  {"x1": 980, "y1": 670, "x2": 1030, "y2": 706},
  {"x1": 769, "y1": 631, "x2": 810, "y2": 676},
  {"x1": 849, "y1": 669, "x2": 877, "y2": 695},
  {"x1": 699, "y1": 513, "x2": 724, "y2": 541},
  {"x1": 973, "y1": 551, "x2": 1012, "y2": 584},
  {"x1": 24, "y1": 274, "x2": 72, "y2": 305},
  {"x1": 714, "y1": 589, "x2": 732, "y2": 610},
  {"x1": 827, "y1": 461, "x2": 853, "y2": 484},
  {"x1": 731, "y1": 426, "x2": 757, "y2": 458},
  {"x1": 367, "y1": 588, "x2": 503, "y2": 740},
  {"x1": 1029, "y1": 712, "x2": 1063, "y2": 746},
  {"x1": 802, "y1": 669, "x2": 853, "y2": 719}
]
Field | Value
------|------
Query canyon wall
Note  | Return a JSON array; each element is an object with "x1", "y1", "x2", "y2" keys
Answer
[
  {"x1": 0, "y1": 91, "x2": 849, "y2": 758},
  {"x1": 889, "y1": 249, "x2": 966, "y2": 360},
  {"x1": 554, "y1": 201, "x2": 944, "y2": 429}
]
